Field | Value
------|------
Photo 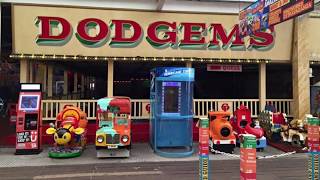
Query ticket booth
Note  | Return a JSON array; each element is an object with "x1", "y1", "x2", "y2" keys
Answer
[
  {"x1": 15, "y1": 83, "x2": 42, "y2": 155},
  {"x1": 150, "y1": 67, "x2": 195, "y2": 157}
]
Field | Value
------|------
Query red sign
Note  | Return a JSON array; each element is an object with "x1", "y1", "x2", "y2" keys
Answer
[
  {"x1": 35, "y1": 17, "x2": 274, "y2": 50},
  {"x1": 207, "y1": 64, "x2": 242, "y2": 72},
  {"x1": 221, "y1": 103, "x2": 230, "y2": 112},
  {"x1": 146, "y1": 104, "x2": 150, "y2": 114},
  {"x1": 240, "y1": 148, "x2": 257, "y2": 179}
]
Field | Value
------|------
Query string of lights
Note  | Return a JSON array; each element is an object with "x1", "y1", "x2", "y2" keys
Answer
[
  {"x1": 9, "y1": 53, "x2": 271, "y2": 64},
  {"x1": 310, "y1": 61, "x2": 320, "y2": 65}
]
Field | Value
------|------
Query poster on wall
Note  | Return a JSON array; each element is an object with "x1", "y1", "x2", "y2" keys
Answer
[
  {"x1": 239, "y1": 0, "x2": 314, "y2": 37},
  {"x1": 310, "y1": 86, "x2": 320, "y2": 116}
]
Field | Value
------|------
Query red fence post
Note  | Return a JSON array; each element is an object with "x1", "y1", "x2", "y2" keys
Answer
[
  {"x1": 240, "y1": 134, "x2": 257, "y2": 180},
  {"x1": 307, "y1": 117, "x2": 320, "y2": 180}
]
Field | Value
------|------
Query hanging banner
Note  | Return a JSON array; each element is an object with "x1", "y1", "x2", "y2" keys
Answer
[{"x1": 239, "y1": 0, "x2": 314, "y2": 37}]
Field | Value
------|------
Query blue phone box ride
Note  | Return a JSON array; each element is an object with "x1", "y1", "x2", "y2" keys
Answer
[{"x1": 150, "y1": 67, "x2": 195, "y2": 157}]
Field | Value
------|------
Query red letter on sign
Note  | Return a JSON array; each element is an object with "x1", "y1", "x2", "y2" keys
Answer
[
  {"x1": 35, "y1": 16, "x2": 72, "y2": 45},
  {"x1": 249, "y1": 30, "x2": 274, "y2": 50},
  {"x1": 209, "y1": 24, "x2": 244, "y2": 50},
  {"x1": 179, "y1": 23, "x2": 206, "y2": 49},
  {"x1": 110, "y1": 20, "x2": 143, "y2": 47},
  {"x1": 76, "y1": 18, "x2": 109, "y2": 47},
  {"x1": 146, "y1": 21, "x2": 177, "y2": 48}
]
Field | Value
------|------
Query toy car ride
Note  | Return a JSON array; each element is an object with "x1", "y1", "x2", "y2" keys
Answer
[
  {"x1": 231, "y1": 105, "x2": 267, "y2": 151},
  {"x1": 208, "y1": 111, "x2": 236, "y2": 153},
  {"x1": 95, "y1": 97, "x2": 131, "y2": 158}
]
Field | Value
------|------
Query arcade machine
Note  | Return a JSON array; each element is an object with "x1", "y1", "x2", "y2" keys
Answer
[
  {"x1": 15, "y1": 83, "x2": 42, "y2": 155},
  {"x1": 150, "y1": 67, "x2": 195, "y2": 157}
]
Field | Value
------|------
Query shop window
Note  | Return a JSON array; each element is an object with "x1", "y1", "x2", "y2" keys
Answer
[
  {"x1": 266, "y1": 64, "x2": 292, "y2": 99},
  {"x1": 113, "y1": 61, "x2": 184, "y2": 99},
  {"x1": 193, "y1": 63, "x2": 259, "y2": 99}
]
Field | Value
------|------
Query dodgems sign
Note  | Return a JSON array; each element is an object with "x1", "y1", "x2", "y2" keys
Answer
[{"x1": 35, "y1": 16, "x2": 274, "y2": 50}]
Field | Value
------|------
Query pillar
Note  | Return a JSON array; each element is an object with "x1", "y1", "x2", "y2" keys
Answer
[
  {"x1": 35, "y1": 63, "x2": 42, "y2": 83},
  {"x1": 186, "y1": 61, "x2": 192, "y2": 68},
  {"x1": 43, "y1": 65, "x2": 47, "y2": 94},
  {"x1": 73, "y1": 72, "x2": 78, "y2": 93},
  {"x1": 107, "y1": 60, "x2": 114, "y2": 97},
  {"x1": 292, "y1": 15, "x2": 310, "y2": 119},
  {"x1": 81, "y1": 74, "x2": 85, "y2": 97},
  {"x1": 29, "y1": 61, "x2": 34, "y2": 83},
  {"x1": 47, "y1": 65, "x2": 53, "y2": 97},
  {"x1": 259, "y1": 63, "x2": 266, "y2": 112},
  {"x1": 0, "y1": 2, "x2": 2, "y2": 57},
  {"x1": 63, "y1": 70, "x2": 68, "y2": 95},
  {"x1": 20, "y1": 59, "x2": 29, "y2": 83}
]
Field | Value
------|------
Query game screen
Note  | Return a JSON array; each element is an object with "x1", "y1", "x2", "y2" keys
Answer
[
  {"x1": 163, "y1": 82, "x2": 181, "y2": 113},
  {"x1": 19, "y1": 95, "x2": 39, "y2": 111}
]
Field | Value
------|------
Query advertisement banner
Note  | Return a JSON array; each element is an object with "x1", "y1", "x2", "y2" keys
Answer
[{"x1": 239, "y1": 0, "x2": 314, "y2": 37}]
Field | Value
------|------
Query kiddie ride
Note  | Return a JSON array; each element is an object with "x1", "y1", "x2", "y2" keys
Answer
[
  {"x1": 208, "y1": 111, "x2": 236, "y2": 153},
  {"x1": 230, "y1": 105, "x2": 267, "y2": 151},
  {"x1": 280, "y1": 116, "x2": 308, "y2": 147},
  {"x1": 46, "y1": 105, "x2": 88, "y2": 158},
  {"x1": 95, "y1": 97, "x2": 131, "y2": 158},
  {"x1": 258, "y1": 110, "x2": 288, "y2": 142},
  {"x1": 259, "y1": 109, "x2": 308, "y2": 148}
]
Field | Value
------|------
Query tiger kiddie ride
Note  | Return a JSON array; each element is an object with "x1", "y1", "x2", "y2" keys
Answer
[
  {"x1": 208, "y1": 111, "x2": 236, "y2": 153},
  {"x1": 95, "y1": 97, "x2": 131, "y2": 158},
  {"x1": 46, "y1": 105, "x2": 88, "y2": 158},
  {"x1": 231, "y1": 105, "x2": 267, "y2": 151}
]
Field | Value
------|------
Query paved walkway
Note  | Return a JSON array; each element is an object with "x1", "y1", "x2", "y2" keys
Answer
[{"x1": 0, "y1": 143, "x2": 308, "y2": 168}]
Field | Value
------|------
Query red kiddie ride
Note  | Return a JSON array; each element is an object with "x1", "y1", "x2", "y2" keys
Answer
[{"x1": 230, "y1": 105, "x2": 267, "y2": 151}]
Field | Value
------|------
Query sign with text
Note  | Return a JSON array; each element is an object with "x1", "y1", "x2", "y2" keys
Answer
[
  {"x1": 199, "y1": 118, "x2": 209, "y2": 180},
  {"x1": 207, "y1": 64, "x2": 242, "y2": 72},
  {"x1": 239, "y1": 0, "x2": 314, "y2": 37},
  {"x1": 12, "y1": 5, "x2": 294, "y2": 61}
]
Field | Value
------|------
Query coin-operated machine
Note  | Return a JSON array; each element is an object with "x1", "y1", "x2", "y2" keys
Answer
[
  {"x1": 15, "y1": 83, "x2": 42, "y2": 155},
  {"x1": 150, "y1": 67, "x2": 195, "y2": 157},
  {"x1": 95, "y1": 97, "x2": 131, "y2": 158}
]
